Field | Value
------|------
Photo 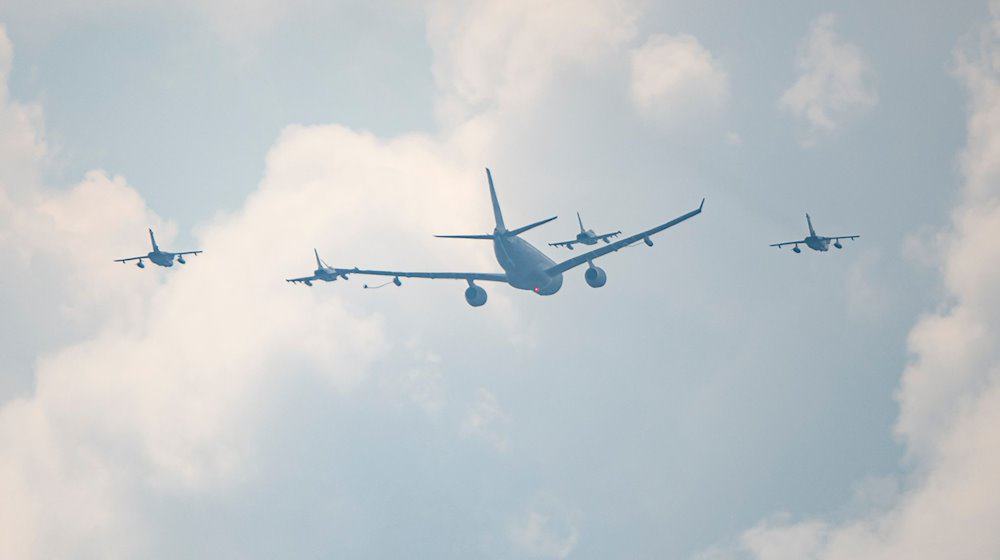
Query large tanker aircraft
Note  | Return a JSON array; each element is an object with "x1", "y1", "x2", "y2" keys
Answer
[{"x1": 291, "y1": 169, "x2": 703, "y2": 307}]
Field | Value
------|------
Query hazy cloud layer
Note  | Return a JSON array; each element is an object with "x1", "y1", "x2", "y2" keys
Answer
[
  {"x1": 0, "y1": 2, "x2": 677, "y2": 556},
  {"x1": 780, "y1": 13, "x2": 878, "y2": 143},
  {"x1": 698, "y1": 6, "x2": 1000, "y2": 559},
  {"x1": 0, "y1": 1, "x2": 988, "y2": 558}
]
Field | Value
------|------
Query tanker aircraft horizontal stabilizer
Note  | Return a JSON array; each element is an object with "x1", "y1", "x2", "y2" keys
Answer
[
  {"x1": 114, "y1": 229, "x2": 202, "y2": 269},
  {"x1": 548, "y1": 212, "x2": 621, "y2": 250},
  {"x1": 303, "y1": 168, "x2": 703, "y2": 307},
  {"x1": 770, "y1": 214, "x2": 859, "y2": 253}
]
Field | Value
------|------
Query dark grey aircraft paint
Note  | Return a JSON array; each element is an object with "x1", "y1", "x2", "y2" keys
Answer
[
  {"x1": 114, "y1": 229, "x2": 202, "y2": 269},
  {"x1": 770, "y1": 214, "x2": 859, "y2": 253},
  {"x1": 548, "y1": 212, "x2": 621, "y2": 250},
  {"x1": 288, "y1": 168, "x2": 704, "y2": 306},
  {"x1": 286, "y1": 249, "x2": 351, "y2": 286}
]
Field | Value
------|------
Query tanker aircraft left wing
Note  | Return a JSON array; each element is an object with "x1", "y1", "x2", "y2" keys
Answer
[{"x1": 333, "y1": 268, "x2": 507, "y2": 284}]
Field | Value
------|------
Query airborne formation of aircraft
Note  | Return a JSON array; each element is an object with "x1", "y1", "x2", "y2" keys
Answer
[
  {"x1": 284, "y1": 168, "x2": 703, "y2": 307},
  {"x1": 116, "y1": 168, "x2": 861, "y2": 308},
  {"x1": 114, "y1": 229, "x2": 202, "y2": 268},
  {"x1": 769, "y1": 214, "x2": 859, "y2": 253},
  {"x1": 548, "y1": 212, "x2": 621, "y2": 250}
]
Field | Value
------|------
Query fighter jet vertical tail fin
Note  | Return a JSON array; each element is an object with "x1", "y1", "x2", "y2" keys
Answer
[
  {"x1": 806, "y1": 213, "x2": 816, "y2": 237},
  {"x1": 577, "y1": 212, "x2": 585, "y2": 233},
  {"x1": 485, "y1": 168, "x2": 506, "y2": 233},
  {"x1": 314, "y1": 248, "x2": 324, "y2": 269},
  {"x1": 149, "y1": 228, "x2": 160, "y2": 252}
]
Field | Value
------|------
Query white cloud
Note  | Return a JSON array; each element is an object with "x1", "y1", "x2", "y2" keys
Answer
[
  {"x1": 0, "y1": 2, "x2": 650, "y2": 555},
  {"x1": 780, "y1": 14, "x2": 877, "y2": 142},
  {"x1": 629, "y1": 33, "x2": 729, "y2": 127},
  {"x1": 0, "y1": 24, "x2": 44, "y2": 195},
  {"x1": 427, "y1": 0, "x2": 638, "y2": 123},
  {"x1": 697, "y1": 7, "x2": 1000, "y2": 560}
]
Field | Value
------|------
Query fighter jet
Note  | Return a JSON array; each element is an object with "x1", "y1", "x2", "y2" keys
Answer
[
  {"x1": 114, "y1": 229, "x2": 202, "y2": 268},
  {"x1": 295, "y1": 168, "x2": 703, "y2": 307},
  {"x1": 548, "y1": 212, "x2": 621, "y2": 250},
  {"x1": 286, "y1": 249, "x2": 350, "y2": 286},
  {"x1": 770, "y1": 214, "x2": 859, "y2": 253}
]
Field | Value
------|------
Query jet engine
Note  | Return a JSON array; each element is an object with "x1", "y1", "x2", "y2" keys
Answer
[
  {"x1": 304, "y1": 280, "x2": 312, "y2": 287},
  {"x1": 137, "y1": 260, "x2": 145, "y2": 268},
  {"x1": 465, "y1": 285, "x2": 488, "y2": 307},
  {"x1": 834, "y1": 241, "x2": 843, "y2": 249},
  {"x1": 792, "y1": 246, "x2": 802, "y2": 253},
  {"x1": 585, "y1": 266, "x2": 607, "y2": 288},
  {"x1": 178, "y1": 256, "x2": 186, "y2": 264},
  {"x1": 643, "y1": 237, "x2": 654, "y2": 247}
]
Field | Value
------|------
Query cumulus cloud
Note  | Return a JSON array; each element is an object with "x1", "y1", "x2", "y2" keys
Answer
[
  {"x1": 780, "y1": 13, "x2": 877, "y2": 142},
  {"x1": 0, "y1": 2, "x2": 649, "y2": 556},
  {"x1": 697, "y1": 6, "x2": 1000, "y2": 559},
  {"x1": 0, "y1": 24, "x2": 168, "y2": 399},
  {"x1": 629, "y1": 33, "x2": 729, "y2": 126},
  {"x1": 0, "y1": 24, "x2": 44, "y2": 194}
]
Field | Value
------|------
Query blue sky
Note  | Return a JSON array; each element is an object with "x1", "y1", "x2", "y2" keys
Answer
[{"x1": 1, "y1": 1, "x2": 999, "y2": 558}]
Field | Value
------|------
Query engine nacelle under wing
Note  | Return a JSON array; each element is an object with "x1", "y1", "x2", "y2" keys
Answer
[
  {"x1": 465, "y1": 285, "x2": 488, "y2": 307},
  {"x1": 585, "y1": 266, "x2": 607, "y2": 288}
]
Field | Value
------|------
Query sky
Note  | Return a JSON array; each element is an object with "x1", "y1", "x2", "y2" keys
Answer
[{"x1": 0, "y1": 0, "x2": 998, "y2": 558}]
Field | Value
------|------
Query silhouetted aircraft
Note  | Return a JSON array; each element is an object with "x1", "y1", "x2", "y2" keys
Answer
[
  {"x1": 548, "y1": 212, "x2": 621, "y2": 250},
  {"x1": 291, "y1": 168, "x2": 703, "y2": 307},
  {"x1": 286, "y1": 249, "x2": 350, "y2": 286},
  {"x1": 114, "y1": 229, "x2": 202, "y2": 268},
  {"x1": 770, "y1": 214, "x2": 859, "y2": 253}
]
